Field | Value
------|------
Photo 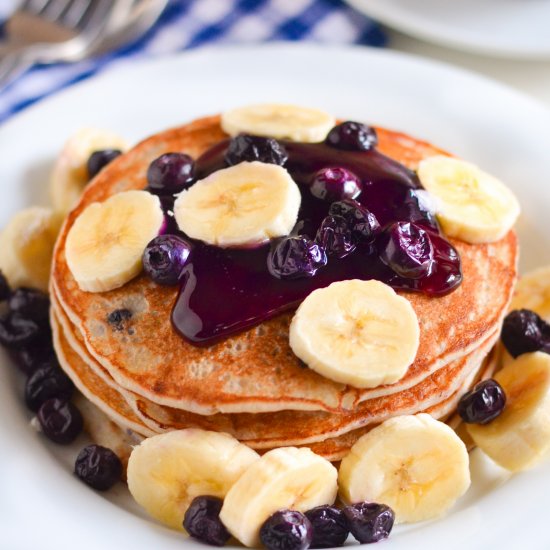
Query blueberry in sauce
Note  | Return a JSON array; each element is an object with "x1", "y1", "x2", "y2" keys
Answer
[
  {"x1": 37, "y1": 398, "x2": 83, "y2": 444},
  {"x1": 343, "y1": 502, "x2": 394, "y2": 544},
  {"x1": 328, "y1": 199, "x2": 380, "y2": 243},
  {"x1": 225, "y1": 135, "x2": 288, "y2": 166},
  {"x1": 25, "y1": 363, "x2": 74, "y2": 412},
  {"x1": 259, "y1": 510, "x2": 312, "y2": 550},
  {"x1": 142, "y1": 234, "x2": 192, "y2": 285},
  {"x1": 458, "y1": 379, "x2": 506, "y2": 424},
  {"x1": 305, "y1": 505, "x2": 349, "y2": 548},
  {"x1": 183, "y1": 496, "x2": 230, "y2": 547},
  {"x1": 325, "y1": 121, "x2": 378, "y2": 152},
  {"x1": 8, "y1": 288, "x2": 50, "y2": 325},
  {"x1": 107, "y1": 308, "x2": 132, "y2": 332},
  {"x1": 0, "y1": 313, "x2": 41, "y2": 349},
  {"x1": 310, "y1": 167, "x2": 362, "y2": 202},
  {"x1": 315, "y1": 215, "x2": 356, "y2": 259},
  {"x1": 379, "y1": 221, "x2": 435, "y2": 279},
  {"x1": 501, "y1": 309, "x2": 550, "y2": 358},
  {"x1": 146, "y1": 153, "x2": 195, "y2": 195},
  {"x1": 395, "y1": 189, "x2": 439, "y2": 230},
  {"x1": 87, "y1": 149, "x2": 122, "y2": 180},
  {"x1": 267, "y1": 236, "x2": 327, "y2": 280},
  {"x1": 74, "y1": 445, "x2": 122, "y2": 491},
  {"x1": 0, "y1": 271, "x2": 11, "y2": 301}
]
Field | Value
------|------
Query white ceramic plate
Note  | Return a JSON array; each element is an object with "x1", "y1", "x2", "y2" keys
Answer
[
  {"x1": 1, "y1": 44, "x2": 550, "y2": 550},
  {"x1": 345, "y1": 0, "x2": 550, "y2": 59}
]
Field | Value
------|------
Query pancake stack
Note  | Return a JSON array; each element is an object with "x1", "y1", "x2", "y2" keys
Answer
[{"x1": 49, "y1": 116, "x2": 518, "y2": 460}]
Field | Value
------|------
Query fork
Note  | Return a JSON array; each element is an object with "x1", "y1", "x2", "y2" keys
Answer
[{"x1": 0, "y1": 0, "x2": 134, "y2": 90}]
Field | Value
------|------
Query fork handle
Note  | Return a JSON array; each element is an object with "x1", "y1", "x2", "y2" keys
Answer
[{"x1": 0, "y1": 51, "x2": 33, "y2": 91}]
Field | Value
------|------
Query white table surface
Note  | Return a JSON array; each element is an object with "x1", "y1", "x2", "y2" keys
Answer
[{"x1": 385, "y1": 28, "x2": 550, "y2": 107}]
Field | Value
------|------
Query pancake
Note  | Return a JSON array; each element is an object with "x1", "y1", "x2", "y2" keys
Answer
[
  {"x1": 51, "y1": 291, "x2": 497, "y2": 448},
  {"x1": 50, "y1": 115, "x2": 518, "y2": 415}
]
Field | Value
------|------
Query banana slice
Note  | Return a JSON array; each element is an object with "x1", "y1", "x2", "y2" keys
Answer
[
  {"x1": 467, "y1": 351, "x2": 550, "y2": 472},
  {"x1": 65, "y1": 190, "x2": 163, "y2": 292},
  {"x1": 417, "y1": 155, "x2": 520, "y2": 244},
  {"x1": 338, "y1": 414, "x2": 470, "y2": 523},
  {"x1": 220, "y1": 447, "x2": 337, "y2": 547},
  {"x1": 289, "y1": 279, "x2": 419, "y2": 388},
  {"x1": 50, "y1": 128, "x2": 128, "y2": 217},
  {"x1": 509, "y1": 266, "x2": 550, "y2": 322},
  {"x1": 127, "y1": 429, "x2": 259, "y2": 531},
  {"x1": 0, "y1": 207, "x2": 62, "y2": 292},
  {"x1": 221, "y1": 104, "x2": 335, "y2": 143},
  {"x1": 173, "y1": 161, "x2": 301, "y2": 247}
]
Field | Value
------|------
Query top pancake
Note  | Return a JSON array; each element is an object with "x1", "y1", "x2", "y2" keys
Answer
[{"x1": 51, "y1": 115, "x2": 518, "y2": 415}]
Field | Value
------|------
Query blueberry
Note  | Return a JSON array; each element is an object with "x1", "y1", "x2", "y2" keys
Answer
[
  {"x1": 325, "y1": 121, "x2": 378, "y2": 152},
  {"x1": 305, "y1": 505, "x2": 349, "y2": 548},
  {"x1": 142, "y1": 234, "x2": 192, "y2": 286},
  {"x1": 147, "y1": 153, "x2": 195, "y2": 195},
  {"x1": 329, "y1": 200, "x2": 380, "y2": 243},
  {"x1": 259, "y1": 510, "x2": 312, "y2": 550},
  {"x1": 8, "y1": 288, "x2": 50, "y2": 325},
  {"x1": 225, "y1": 135, "x2": 288, "y2": 166},
  {"x1": 458, "y1": 379, "x2": 506, "y2": 424},
  {"x1": 25, "y1": 364, "x2": 73, "y2": 412},
  {"x1": 107, "y1": 308, "x2": 132, "y2": 332},
  {"x1": 74, "y1": 445, "x2": 122, "y2": 491},
  {"x1": 183, "y1": 496, "x2": 230, "y2": 546},
  {"x1": 37, "y1": 398, "x2": 83, "y2": 444},
  {"x1": 315, "y1": 216, "x2": 356, "y2": 259},
  {"x1": 310, "y1": 167, "x2": 362, "y2": 202},
  {"x1": 501, "y1": 309, "x2": 550, "y2": 358},
  {"x1": 87, "y1": 149, "x2": 122, "y2": 180},
  {"x1": 267, "y1": 236, "x2": 327, "y2": 280},
  {"x1": 379, "y1": 222, "x2": 434, "y2": 279},
  {"x1": 12, "y1": 342, "x2": 56, "y2": 375},
  {"x1": 0, "y1": 313, "x2": 41, "y2": 349},
  {"x1": 343, "y1": 502, "x2": 394, "y2": 544},
  {"x1": 0, "y1": 271, "x2": 11, "y2": 301}
]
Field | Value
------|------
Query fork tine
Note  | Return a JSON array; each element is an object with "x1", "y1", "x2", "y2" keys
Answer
[
  {"x1": 77, "y1": 0, "x2": 114, "y2": 32},
  {"x1": 40, "y1": 0, "x2": 74, "y2": 19},
  {"x1": 59, "y1": 0, "x2": 94, "y2": 29},
  {"x1": 19, "y1": 0, "x2": 49, "y2": 14}
]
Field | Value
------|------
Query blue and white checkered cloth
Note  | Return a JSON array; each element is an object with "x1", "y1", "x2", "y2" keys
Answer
[{"x1": 0, "y1": 0, "x2": 385, "y2": 124}]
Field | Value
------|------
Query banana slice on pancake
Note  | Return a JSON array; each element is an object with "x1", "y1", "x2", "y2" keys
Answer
[
  {"x1": 289, "y1": 279, "x2": 420, "y2": 388},
  {"x1": 0, "y1": 206, "x2": 62, "y2": 292},
  {"x1": 417, "y1": 155, "x2": 520, "y2": 244},
  {"x1": 468, "y1": 351, "x2": 550, "y2": 472},
  {"x1": 509, "y1": 266, "x2": 550, "y2": 322},
  {"x1": 338, "y1": 414, "x2": 471, "y2": 523},
  {"x1": 173, "y1": 161, "x2": 301, "y2": 247},
  {"x1": 65, "y1": 190, "x2": 164, "y2": 292},
  {"x1": 127, "y1": 429, "x2": 259, "y2": 531},
  {"x1": 50, "y1": 127, "x2": 128, "y2": 217},
  {"x1": 220, "y1": 447, "x2": 337, "y2": 547},
  {"x1": 221, "y1": 104, "x2": 335, "y2": 143}
]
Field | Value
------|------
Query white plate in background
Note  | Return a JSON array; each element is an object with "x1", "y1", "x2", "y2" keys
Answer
[
  {"x1": 1, "y1": 44, "x2": 550, "y2": 549},
  {"x1": 345, "y1": 0, "x2": 550, "y2": 59}
]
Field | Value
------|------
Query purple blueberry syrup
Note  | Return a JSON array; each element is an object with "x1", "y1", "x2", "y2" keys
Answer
[{"x1": 169, "y1": 136, "x2": 462, "y2": 345}]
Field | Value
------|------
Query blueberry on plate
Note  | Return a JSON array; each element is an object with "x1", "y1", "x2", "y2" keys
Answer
[
  {"x1": 142, "y1": 234, "x2": 192, "y2": 286},
  {"x1": 75, "y1": 445, "x2": 123, "y2": 491},
  {"x1": 0, "y1": 271, "x2": 11, "y2": 301},
  {"x1": 343, "y1": 502, "x2": 394, "y2": 544},
  {"x1": 183, "y1": 495, "x2": 230, "y2": 547},
  {"x1": 325, "y1": 121, "x2": 378, "y2": 152},
  {"x1": 87, "y1": 149, "x2": 122, "y2": 179},
  {"x1": 37, "y1": 398, "x2": 83, "y2": 444},
  {"x1": 225, "y1": 135, "x2": 288, "y2": 166},
  {"x1": 501, "y1": 309, "x2": 550, "y2": 358},
  {"x1": 259, "y1": 510, "x2": 312, "y2": 550},
  {"x1": 310, "y1": 167, "x2": 362, "y2": 202},
  {"x1": 146, "y1": 153, "x2": 195, "y2": 195},
  {"x1": 0, "y1": 313, "x2": 41, "y2": 349},
  {"x1": 379, "y1": 221, "x2": 434, "y2": 279},
  {"x1": 25, "y1": 363, "x2": 74, "y2": 412},
  {"x1": 315, "y1": 215, "x2": 356, "y2": 259},
  {"x1": 305, "y1": 505, "x2": 349, "y2": 548},
  {"x1": 8, "y1": 287, "x2": 50, "y2": 325},
  {"x1": 267, "y1": 236, "x2": 327, "y2": 280},
  {"x1": 458, "y1": 379, "x2": 506, "y2": 424},
  {"x1": 12, "y1": 342, "x2": 56, "y2": 376}
]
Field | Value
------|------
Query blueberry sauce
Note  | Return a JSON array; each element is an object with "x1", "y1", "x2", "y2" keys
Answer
[{"x1": 171, "y1": 139, "x2": 462, "y2": 345}]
